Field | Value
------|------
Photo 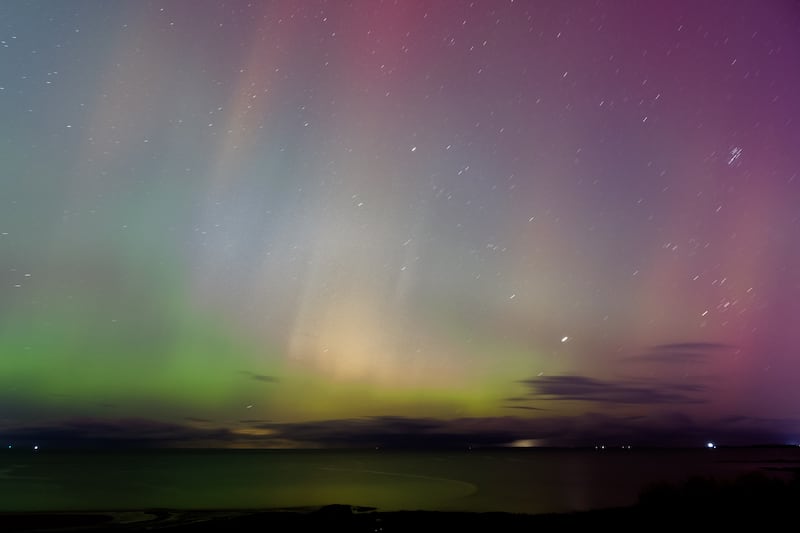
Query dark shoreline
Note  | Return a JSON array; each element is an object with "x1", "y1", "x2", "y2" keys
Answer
[
  {"x1": 0, "y1": 506, "x2": 638, "y2": 532},
  {"x1": 0, "y1": 503, "x2": 793, "y2": 533}
]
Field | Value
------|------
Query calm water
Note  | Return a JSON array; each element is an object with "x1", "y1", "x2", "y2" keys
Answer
[{"x1": 1, "y1": 448, "x2": 798, "y2": 514}]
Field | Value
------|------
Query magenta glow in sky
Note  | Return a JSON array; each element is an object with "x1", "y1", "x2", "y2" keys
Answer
[{"x1": 0, "y1": 1, "x2": 799, "y2": 448}]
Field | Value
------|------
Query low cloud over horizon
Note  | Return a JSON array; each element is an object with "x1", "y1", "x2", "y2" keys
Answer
[
  {"x1": 2, "y1": 413, "x2": 795, "y2": 450},
  {"x1": 518, "y1": 374, "x2": 708, "y2": 405}
]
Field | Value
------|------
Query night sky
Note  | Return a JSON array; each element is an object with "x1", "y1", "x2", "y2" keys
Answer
[{"x1": 1, "y1": 0, "x2": 799, "y2": 449}]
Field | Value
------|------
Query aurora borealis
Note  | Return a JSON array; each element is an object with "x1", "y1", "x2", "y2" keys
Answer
[{"x1": 1, "y1": 0, "x2": 799, "y2": 448}]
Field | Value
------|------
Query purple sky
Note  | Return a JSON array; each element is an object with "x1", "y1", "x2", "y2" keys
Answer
[{"x1": 1, "y1": 1, "x2": 799, "y2": 448}]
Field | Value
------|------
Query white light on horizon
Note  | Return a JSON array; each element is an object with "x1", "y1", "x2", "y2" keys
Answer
[{"x1": 509, "y1": 439, "x2": 542, "y2": 448}]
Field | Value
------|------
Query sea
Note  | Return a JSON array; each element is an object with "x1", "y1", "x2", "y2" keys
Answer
[{"x1": 1, "y1": 447, "x2": 798, "y2": 515}]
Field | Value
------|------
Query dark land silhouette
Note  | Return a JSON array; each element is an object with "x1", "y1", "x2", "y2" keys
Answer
[{"x1": 2, "y1": 469, "x2": 797, "y2": 532}]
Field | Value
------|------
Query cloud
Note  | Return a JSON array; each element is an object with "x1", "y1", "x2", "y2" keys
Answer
[
  {"x1": 519, "y1": 375, "x2": 707, "y2": 404},
  {"x1": 255, "y1": 414, "x2": 792, "y2": 448},
  {"x1": 254, "y1": 416, "x2": 520, "y2": 449},
  {"x1": 2, "y1": 417, "x2": 232, "y2": 448},
  {"x1": 240, "y1": 370, "x2": 279, "y2": 383},
  {"x1": 1, "y1": 413, "x2": 794, "y2": 449},
  {"x1": 501, "y1": 397, "x2": 549, "y2": 411}
]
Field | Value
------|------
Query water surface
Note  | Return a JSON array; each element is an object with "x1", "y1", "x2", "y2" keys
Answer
[{"x1": 1, "y1": 448, "x2": 797, "y2": 514}]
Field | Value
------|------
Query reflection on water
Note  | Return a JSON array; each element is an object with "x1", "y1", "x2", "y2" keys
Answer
[{"x1": 1, "y1": 448, "x2": 798, "y2": 514}]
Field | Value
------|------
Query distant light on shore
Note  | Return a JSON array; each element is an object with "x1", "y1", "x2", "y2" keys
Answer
[{"x1": 509, "y1": 439, "x2": 543, "y2": 448}]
